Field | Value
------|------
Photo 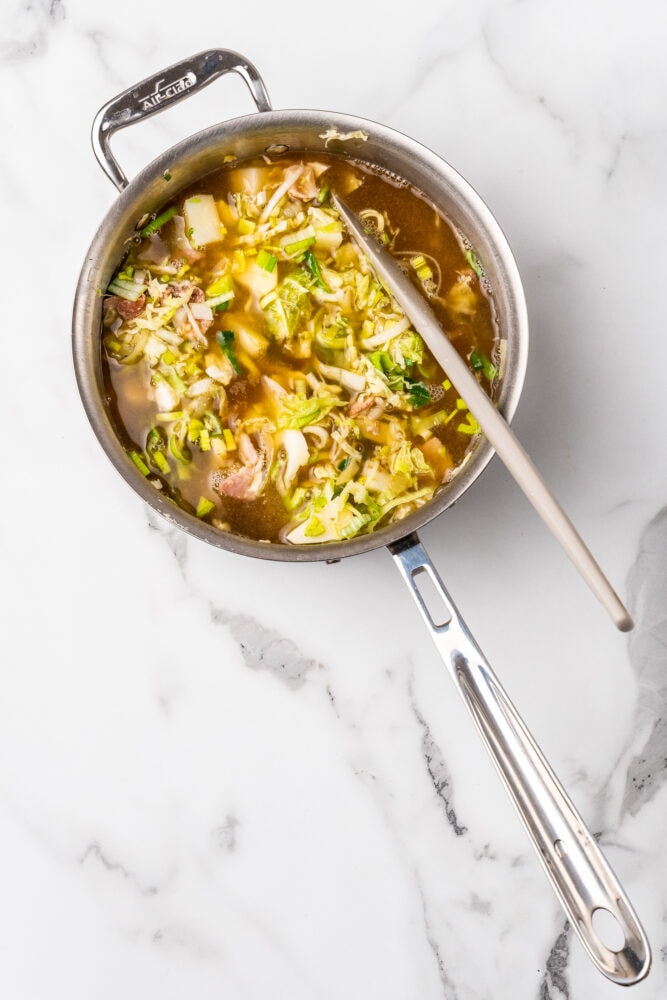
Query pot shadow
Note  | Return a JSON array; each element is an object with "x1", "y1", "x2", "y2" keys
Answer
[{"x1": 621, "y1": 505, "x2": 667, "y2": 816}]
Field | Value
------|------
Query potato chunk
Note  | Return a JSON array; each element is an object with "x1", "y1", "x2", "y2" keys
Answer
[{"x1": 183, "y1": 195, "x2": 225, "y2": 246}]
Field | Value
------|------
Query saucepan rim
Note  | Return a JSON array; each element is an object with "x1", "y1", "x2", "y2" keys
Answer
[{"x1": 72, "y1": 105, "x2": 529, "y2": 562}]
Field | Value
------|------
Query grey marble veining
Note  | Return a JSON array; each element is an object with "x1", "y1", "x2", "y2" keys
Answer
[
  {"x1": 1, "y1": 0, "x2": 65, "y2": 61},
  {"x1": 623, "y1": 507, "x2": 667, "y2": 817},
  {"x1": 540, "y1": 923, "x2": 571, "y2": 1000},
  {"x1": 1, "y1": 2, "x2": 666, "y2": 998}
]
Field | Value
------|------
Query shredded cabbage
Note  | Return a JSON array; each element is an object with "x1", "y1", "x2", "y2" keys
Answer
[{"x1": 103, "y1": 156, "x2": 492, "y2": 543}]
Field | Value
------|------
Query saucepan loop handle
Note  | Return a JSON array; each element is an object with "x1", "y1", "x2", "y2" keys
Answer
[
  {"x1": 389, "y1": 532, "x2": 650, "y2": 986},
  {"x1": 92, "y1": 49, "x2": 272, "y2": 192}
]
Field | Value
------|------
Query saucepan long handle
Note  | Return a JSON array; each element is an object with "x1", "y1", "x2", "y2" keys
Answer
[
  {"x1": 92, "y1": 49, "x2": 272, "y2": 191},
  {"x1": 389, "y1": 532, "x2": 650, "y2": 986}
]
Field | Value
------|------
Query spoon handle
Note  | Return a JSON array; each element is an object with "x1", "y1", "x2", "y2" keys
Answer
[
  {"x1": 390, "y1": 532, "x2": 651, "y2": 986},
  {"x1": 334, "y1": 194, "x2": 632, "y2": 632}
]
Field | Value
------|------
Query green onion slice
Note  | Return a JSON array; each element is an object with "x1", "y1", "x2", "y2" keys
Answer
[
  {"x1": 469, "y1": 350, "x2": 498, "y2": 381},
  {"x1": 129, "y1": 450, "x2": 150, "y2": 476},
  {"x1": 140, "y1": 205, "x2": 178, "y2": 236},
  {"x1": 285, "y1": 236, "x2": 316, "y2": 256},
  {"x1": 107, "y1": 277, "x2": 147, "y2": 301},
  {"x1": 257, "y1": 249, "x2": 278, "y2": 272},
  {"x1": 196, "y1": 496, "x2": 216, "y2": 518}
]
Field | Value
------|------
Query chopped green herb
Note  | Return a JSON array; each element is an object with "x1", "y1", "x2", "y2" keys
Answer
[
  {"x1": 469, "y1": 350, "x2": 498, "y2": 381},
  {"x1": 163, "y1": 170, "x2": 172, "y2": 182},
  {"x1": 405, "y1": 379, "x2": 432, "y2": 409},
  {"x1": 465, "y1": 249, "x2": 483, "y2": 278},
  {"x1": 304, "y1": 249, "x2": 330, "y2": 292},
  {"x1": 370, "y1": 350, "x2": 393, "y2": 374},
  {"x1": 146, "y1": 426, "x2": 166, "y2": 450},
  {"x1": 216, "y1": 330, "x2": 243, "y2": 375}
]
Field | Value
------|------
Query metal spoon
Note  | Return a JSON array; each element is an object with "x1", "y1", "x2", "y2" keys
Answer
[
  {"x1": 334, "y1": 195, "x2": 651, "y2": 985},
  {"x1": 333, "y1": 194, "x2": 633, "y2": 632}
]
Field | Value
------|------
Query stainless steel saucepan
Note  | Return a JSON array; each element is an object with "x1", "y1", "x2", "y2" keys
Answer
[{"x1": 71, "y1": 49, "x2": 651, "y2": 984}]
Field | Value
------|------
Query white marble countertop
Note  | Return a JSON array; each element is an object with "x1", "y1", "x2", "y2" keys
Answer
[{"x1": 2, "y1": 1, "x2": 666, "y2": 997}]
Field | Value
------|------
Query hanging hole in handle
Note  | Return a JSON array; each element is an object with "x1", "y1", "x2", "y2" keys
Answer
[
  {"x1": 412, "y1": 566, "x2": 453, "y2": 629},
  {"x1": 554, "y1": 838, "x2": 567, "y2": 858},
  {"x1": 591, "y1": 907, "x2": 626, "y2": 953}
]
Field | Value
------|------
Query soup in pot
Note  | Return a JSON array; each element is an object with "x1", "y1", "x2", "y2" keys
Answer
[{"x1": 102, "y1": 153, "x2": 500, "y2": 544}]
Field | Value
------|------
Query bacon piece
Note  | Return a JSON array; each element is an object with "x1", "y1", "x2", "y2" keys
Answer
[
  {"x1": 214, "y1": 432, "x2": 274, "y2": 501},
  {"x1": 162, "y1": 280, "x2": 195, "y2": 301},
  {"x1": 217, "y1": 464, "x2": 255, "y2": 498},
  {"x1": 349, "y1": 394, "x2": 379, "y2": 416},
  {"x1": 104, "y1": 295, "x2": 146, "y2": 321}
]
